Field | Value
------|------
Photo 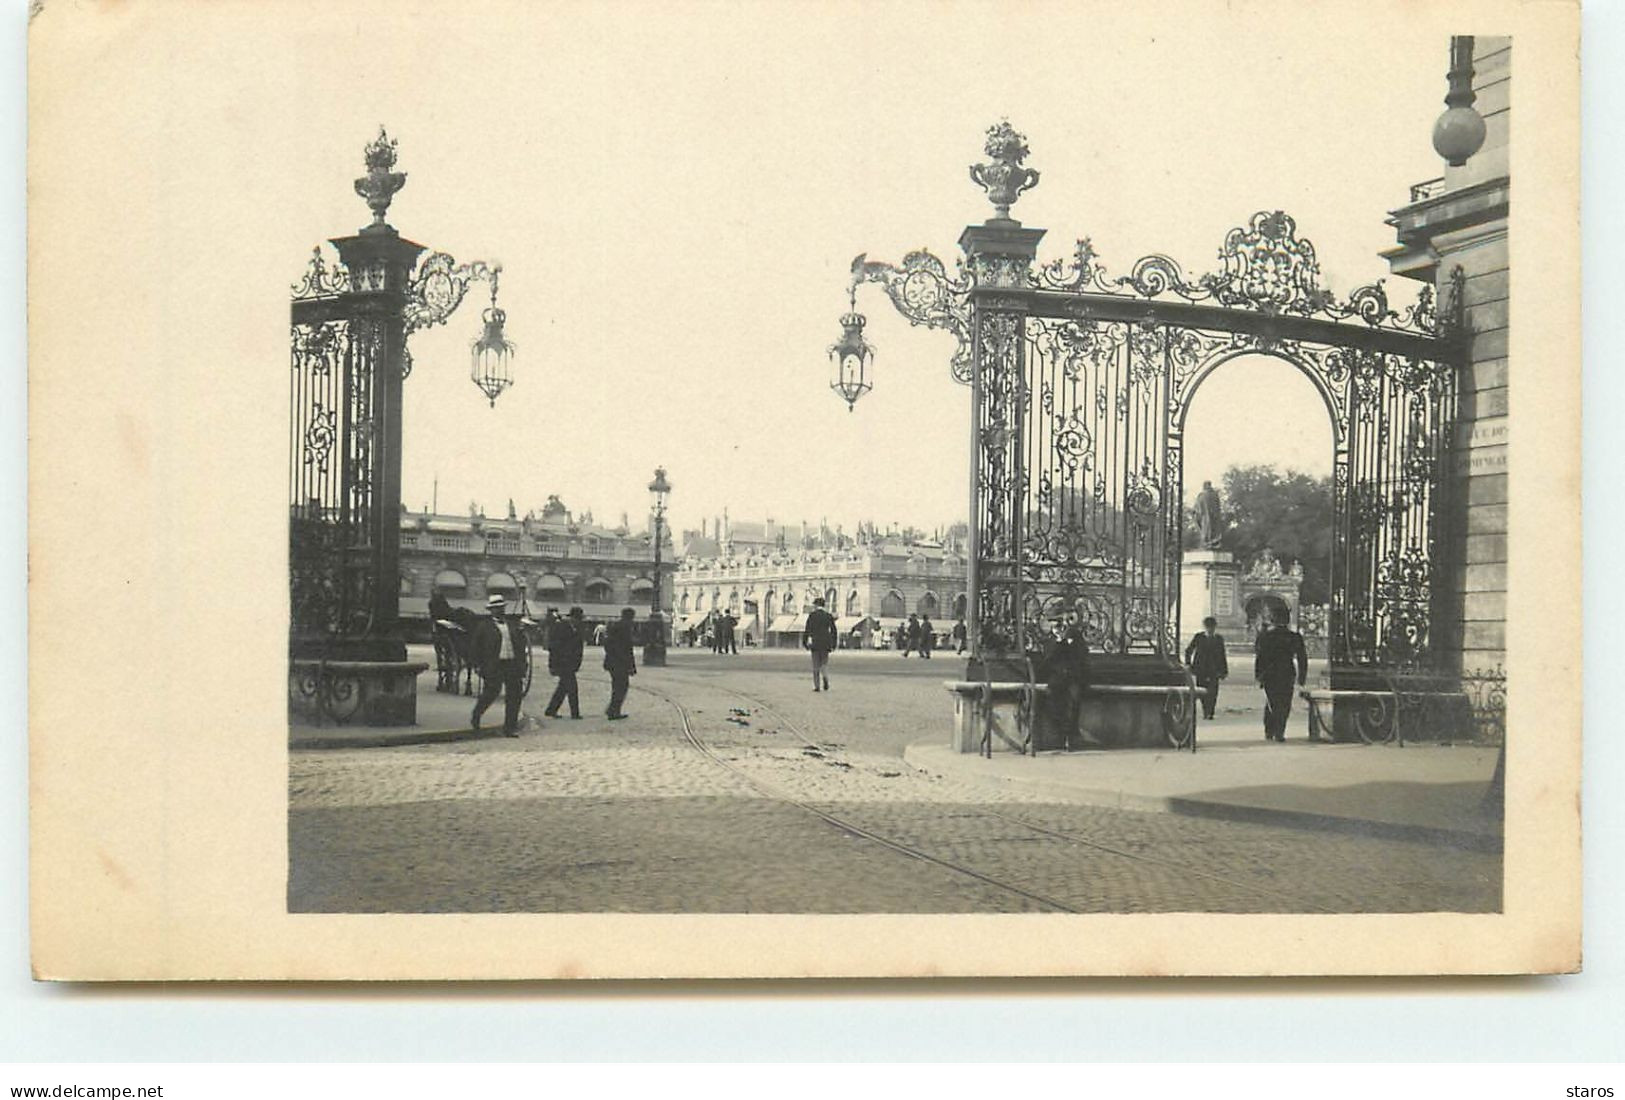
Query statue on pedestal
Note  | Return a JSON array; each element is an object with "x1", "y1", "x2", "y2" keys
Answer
[{"x1": 1194, "y1": 481, "x2": 1224, "y2": 549}]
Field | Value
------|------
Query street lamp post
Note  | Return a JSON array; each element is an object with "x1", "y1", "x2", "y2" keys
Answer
[{"x1": 642, "y1": 466, "x2": 672, "y2": 667}]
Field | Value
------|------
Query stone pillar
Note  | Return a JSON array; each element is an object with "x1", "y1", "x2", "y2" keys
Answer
[
  {"x1": 1179, "y1": 550, "x2": 1246, "y2": 643},
  {"x1": 1383, "y1": 36, "x2": 1510, "y2": 677}
]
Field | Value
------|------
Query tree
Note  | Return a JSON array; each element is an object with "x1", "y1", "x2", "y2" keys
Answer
[{"x1": 1185, "y1": 465, "x2": 1334, "y2": 603}]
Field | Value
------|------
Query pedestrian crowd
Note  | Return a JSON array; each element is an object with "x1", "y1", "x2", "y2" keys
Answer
[
  {"x1": 462, "y1": 596, "x2": 647, "y2": 734},
  {"x1": 456, "y1": 590, "x2": 1312, "y2": 747}
]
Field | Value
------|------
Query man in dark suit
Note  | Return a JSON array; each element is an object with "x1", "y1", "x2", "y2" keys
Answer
[
  {"x1": 723, "y1": 610, "x2": 739, "y2": 655},
  {"x1": 544, "y1": 606, "x2": 585, "y2": 719},
  {"x1": 471, "y1": 593, "x2": 528, "y2": 736},
  {"x1": 1254, "y1": 606, "x2": 1308, "y2": 741},
  {"x1": 603, "y1": 607, "x2": 638, "y2": 720},
  {"x1": 918, "y1": 615, "x2": 935, "y2": 659},
  {"x1": 1184, "y1": 616, "x2": 1230, "y2": 720},
  {"x1": 1043, "y1": 615, "x2": 1094, "y2": 750},
  {"x1": 804, "y1": 596, "x2": 838, "y2": 691}
]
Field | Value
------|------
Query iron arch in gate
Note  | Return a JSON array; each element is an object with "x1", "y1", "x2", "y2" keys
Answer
[{"x1": 851, "y1": 164, "x2": 1467, "y2": 713}]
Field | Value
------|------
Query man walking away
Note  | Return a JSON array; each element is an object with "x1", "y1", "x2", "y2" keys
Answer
[
  {"x1": 1184, "y1": 616, "x2": 1229, "y2": 720},
  {"x1": 1254, "y1": 606, "x2": 1308, "y2": 741},
  {"x1": 544, "y1": 606, "x2": 586, "y2": 719},
  {"x1": 952, "y1": 617, "x2": 967, "y2": 655},
  {"x1": 919, "y1": 614, "x2": 935, "y2": 659},
  {"x1": 603, "y1": 608, "x2": 638, "y2": 720},
  {"x1": 805, "y1": 597, "x2": 838, "y2": 691},
  {"x1": 471, "y1": 593, "x2": 528, "y2": 737},
  {"x1": 724, "y1": 610, "x2": 739, "y2": 655},
  {"x1": 903, "y1": 613, "x2": 921, "y2": 657}
]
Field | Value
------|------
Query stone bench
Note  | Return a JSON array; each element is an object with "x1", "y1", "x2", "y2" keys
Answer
[
  {"x1": 944, "y1": 680, "x2": 1200, "y2": 755},
  {"x1": 1300, "y1": 686, "x2": 1472, "y2": 745}
]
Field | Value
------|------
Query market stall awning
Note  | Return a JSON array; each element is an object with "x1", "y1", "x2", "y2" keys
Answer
[
  {"x1": 769, "y1": 614, "x2": 809, "y2": 633},
  {"x1": 836, "y1": 615, "x2": 871, "y2": 632}
]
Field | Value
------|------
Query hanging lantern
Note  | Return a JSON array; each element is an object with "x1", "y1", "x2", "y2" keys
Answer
[
  {"x1": 828, "y1": 291, "x2": 875, "y2": 411},
  {"x1": 470, "y1": 270, "x2": 516, "y2": 406}
]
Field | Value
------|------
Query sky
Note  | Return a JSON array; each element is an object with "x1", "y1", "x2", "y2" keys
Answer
[{"x1": 280, "y1": 6, "x2": 1450, "y2": 536}]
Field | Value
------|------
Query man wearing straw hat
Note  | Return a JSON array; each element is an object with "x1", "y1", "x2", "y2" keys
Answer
[{"x1": 471, "y1": 592, "x2": 529, "y2": 737}]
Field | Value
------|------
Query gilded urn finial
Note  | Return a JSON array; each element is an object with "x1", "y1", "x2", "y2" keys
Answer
[
  {"x1": 355, "y1": 125, "x2": 407, "y2": 230},
  {"x1": 969, "y1": 120, "x2": 1039, "y2": 222}
]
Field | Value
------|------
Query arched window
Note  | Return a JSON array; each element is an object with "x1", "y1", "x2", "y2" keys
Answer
[
  {"x1": 825, "y1": 587, "x2": 838, "y2": 608},
  {"x1": 846, "y1": 590, "x2": 860, "y2": 615},
  {"x1": 679, "y1": 592, "x2": 691, "y2": 613},
  {"x1": 533, "y1": 573, "x2": 567, "y2": 599},
  {"x1": 399, "y1": 574, "x2": 414, "y2": 596},
  {"x1": 630, "y1": 577, "x2": 654, "y2": 596},
  {"x1": 783, "y1": 591, "x2": 796, "y2": 614},
  {"x1": 695, "y1": 590, "x2": 707, "y2": 611},
  {"x1": 486, "y1": 571, "x2": 519, "y2": 599},
  {"x1": 880, "y1": 589, "x2": 905, "y2": 617},
  {"x1": 432, "y1": 569, "x2": 468, "y2": 596},
  {"x1": 917, "y1": 591, "x2": 939, "y2": 616},
  {"x1": 584, "y1": 577, "x2": 614, "y2": 603}
]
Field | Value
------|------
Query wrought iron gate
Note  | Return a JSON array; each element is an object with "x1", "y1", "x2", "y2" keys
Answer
[{"x1": 852, "y1": 129, "x2": 1466, "y2": 685}]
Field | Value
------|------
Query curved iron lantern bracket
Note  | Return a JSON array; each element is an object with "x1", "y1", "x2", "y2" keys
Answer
[
  {"x1": 848, "y1": 249, "x2": 975, "y2": 385},
  {"x1": 404, "y1": 252, "x2": 502, "y2": 336}
]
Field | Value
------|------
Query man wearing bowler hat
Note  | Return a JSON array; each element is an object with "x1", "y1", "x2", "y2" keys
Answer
[
  {"x1": 544, "y1": 607, "x2": 586, "y2": 720},
  {"x1": 471, "y1": 592, "x2": 529, "y2": 736}
]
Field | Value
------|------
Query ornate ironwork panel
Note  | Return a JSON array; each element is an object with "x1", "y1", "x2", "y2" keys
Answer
[
  {"x1": 289, "y1": 311, "x2": 386, "y2": 639},
  {"x1": 1009, "y1": 315, "x2": 1172, "y2": 656},
  {"x1": 953, "y1": 210, "x2": 1463, "y2": 674}
]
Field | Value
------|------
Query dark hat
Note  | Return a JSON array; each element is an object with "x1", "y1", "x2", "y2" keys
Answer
[
  {"x1": 813, "y1": 597, "x2": 826, "y2": 606},
  {"x1": 621, "y1": 607, "x2": 636, "y2": 619},
  {"x1": 1203, "y1": 616, "x2": 1218, "y2": 627},
  {"x1": 567, "y1": 606, "x2": 584, "y2": 619}
]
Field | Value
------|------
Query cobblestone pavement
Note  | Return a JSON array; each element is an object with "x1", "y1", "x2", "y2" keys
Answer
[{"x1": 289, "y1": 660, "x2": 1501, "y2": 913}]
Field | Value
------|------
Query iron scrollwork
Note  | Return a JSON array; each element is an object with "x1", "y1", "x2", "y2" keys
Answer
[
  {"x1": 403, "y1": 252, "x2": 501, "y2": 335},
  {"x1": 291, "y1": 246, "x2": 351, "y2": 300},
  {"x1": 849, "y1": 250, "x2": 974, "y2": 383}
]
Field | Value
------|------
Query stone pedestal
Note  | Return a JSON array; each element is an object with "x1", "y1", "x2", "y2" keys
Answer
[
  {"x1": 1180, "y1": 550, "x2": 1247, "y2": 643},
  {"x1": 289, "y1": 659, "x2": 429, "y2": 727},
  {"x1": 952, "y1": 655, "x2": 1195, "y2": 752}
]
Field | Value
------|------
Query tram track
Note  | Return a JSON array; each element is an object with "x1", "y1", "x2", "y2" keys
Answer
[
  {"x1": 655, "y1": 670, "x2": 1345, "y2": 914},
  {"x1": 625, "y1": 677, "x2": 1081, "y2": 913}
]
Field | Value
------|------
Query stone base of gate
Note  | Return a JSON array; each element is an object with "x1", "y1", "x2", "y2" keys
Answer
[
  {"x1": 953, "y1": 656, "x2": 1194, "y2": 752},
  {"x1": 1308, "y1": 669, "x2": 1475, "y2": 743},
  {"x1": 1312, "y1": 690, "x2": 1475, "y2": 744},
  {"x1": 288, "y1": 659, "x2": 430, "y2": 727}
]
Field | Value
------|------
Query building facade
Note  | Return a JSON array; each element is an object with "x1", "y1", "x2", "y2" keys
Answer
[
  {"x1": 673, "y1": 536, "x2": 969, "y2": 648},
  {"x1": 1382, "y1": 35, "x2": 1510, "y2": 677},
  {"x1": 398, "y1": 494, "x2": 674, "y2": 634}
]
